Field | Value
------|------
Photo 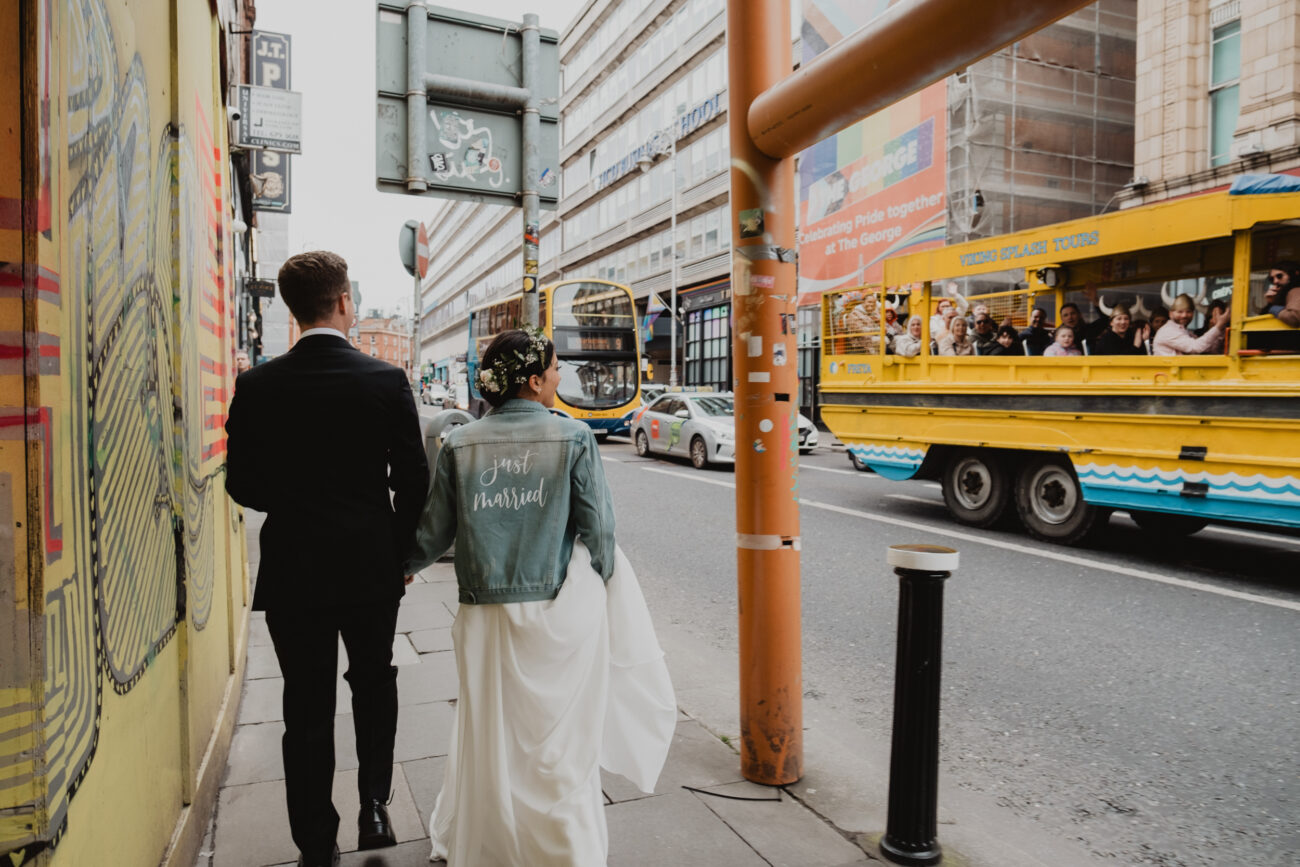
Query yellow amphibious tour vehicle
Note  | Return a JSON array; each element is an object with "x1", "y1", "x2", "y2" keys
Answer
[{"x1": 820, "y1": 175, "x2": 1300, "y2": 544}]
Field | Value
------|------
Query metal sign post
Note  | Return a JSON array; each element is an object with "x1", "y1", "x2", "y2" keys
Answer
[
  {"x1": 376, "y1": 2, "x2": 559, "y2": 327},
  {"x1": 399, "y1": 220, "x2": 430, "y2": 378}
]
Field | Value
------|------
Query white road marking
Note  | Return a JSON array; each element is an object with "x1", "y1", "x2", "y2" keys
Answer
[
  {"x1": 626, "y1": 462, "x2": 1300, "y2": 613},
  {"x1": 886, "y1": 494, "x2": 943, "y2": 506},
  {"x1": 799, "y1": 464, "x2": 861, "y2": 476}
]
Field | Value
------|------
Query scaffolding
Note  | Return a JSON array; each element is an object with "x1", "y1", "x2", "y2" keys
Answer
[{"x1": 946, "y1": 0, "x2": 1137, "y2": 279}]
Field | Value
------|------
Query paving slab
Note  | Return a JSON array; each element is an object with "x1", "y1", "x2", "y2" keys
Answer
[
  {"x1": 212, "y1": 779, "x2": 296, "y2": 867},
  {"x1": 408, "y1": 627, "x2": 453, "y2": 654},
  {"x1": 215, "y1": 765, "x2": 426, "y2": 867},
  {"x1": 395, "y1": 601, "x2": 455, "y2": 632},
  {"x1": 401, "y1": 581, "x2": 459, "y2": 608},
  {"x1": 390, "y1": 700, "x2": 455, "y2": 763},
  {"x1": 331, "y1": 765, "x2": 425, "y2": 852},
  {"x1": 606, "y1": 790, "x2": 767, "y2": 866},
  {"x1": 224, "y1": 721, "x2": 286, "y2": 787},
  {"x1": 245, "y1": 641, "x2": 281, "y2": 680},
  {"x1": 693, "y1": 780, "x2": 869, "y2": 867},
  {"x1": 237, "y1": 676, "x2": 287, "y2": 724},
  {"x1": 602, "y1": 717, "x2": 746, "y2": 803},
  {"x1": 392, "y1": 633, "x2": 420, "y2": 666},
  {"x1": 395, "y1": 652, "x2": 458, "y2": 705},
  {"x1": 398, "y1": 756, "x2": 445, "y2": 830},
  {"x1": 248, "y1": 613, "x2": 273, "y2": 647}
]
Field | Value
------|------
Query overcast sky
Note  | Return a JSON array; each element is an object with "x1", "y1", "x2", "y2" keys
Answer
[{"x1": 253, "y1": 0, "x2": 586, "y2": 315}]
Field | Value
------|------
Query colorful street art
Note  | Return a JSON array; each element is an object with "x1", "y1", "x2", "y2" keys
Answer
[{"x1": 0, "y1": 0, "x2": 245, "y2": 863}]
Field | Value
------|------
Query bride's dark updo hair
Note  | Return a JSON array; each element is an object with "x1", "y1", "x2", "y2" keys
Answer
[{"x1": 476, "y1": 328, "x2": 555, "y2": 409}]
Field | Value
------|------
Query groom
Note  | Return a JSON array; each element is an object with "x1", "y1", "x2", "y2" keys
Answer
[{"x1": 225, "y1": 251, "x2": 428, "y2": 867}]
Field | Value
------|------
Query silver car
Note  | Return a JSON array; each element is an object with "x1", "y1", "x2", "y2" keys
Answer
[{"x1": 633, "y1": 392, "x2": 736, "y2": 468}]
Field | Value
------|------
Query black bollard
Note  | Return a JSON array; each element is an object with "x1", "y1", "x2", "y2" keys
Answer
[{"x1": 880, "y1": 544, "x2": 959, "y2": 867}]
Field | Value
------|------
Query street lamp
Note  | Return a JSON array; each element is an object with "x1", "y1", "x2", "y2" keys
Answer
[{"x1": 636, "y1": 127, "x2": 679, "y2": 386}]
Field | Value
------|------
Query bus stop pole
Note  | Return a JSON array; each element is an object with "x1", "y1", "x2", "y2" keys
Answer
[
  {"x1": 728, "y1": 0, "x2": 802, "y2": 786},
  {"x1": 520, "y1": 12, "x2": 540, "y2": 328}
]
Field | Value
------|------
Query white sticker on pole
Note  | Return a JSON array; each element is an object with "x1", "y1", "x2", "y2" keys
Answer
[
  {"x1": 748, "y1": 371, "x2": 770, "y2": 382},
  {"x1": 748, "y1": 335, "x2": 763, "y2": 357}
]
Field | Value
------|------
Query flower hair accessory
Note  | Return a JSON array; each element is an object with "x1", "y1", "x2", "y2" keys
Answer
[{"x1": 477, "y1": 327, "x2": 549, "y2": 396}]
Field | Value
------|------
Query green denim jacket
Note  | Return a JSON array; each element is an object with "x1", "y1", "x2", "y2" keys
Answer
[{"x1": 405, "y1": 399, "x2": 616, "y2": 604}]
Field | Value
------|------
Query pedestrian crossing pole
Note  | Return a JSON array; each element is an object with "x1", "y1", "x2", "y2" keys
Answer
[{"x1": 728, "y1": 0, "x2": 802, "y2": 786}]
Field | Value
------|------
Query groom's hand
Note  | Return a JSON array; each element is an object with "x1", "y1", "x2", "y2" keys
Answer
[{"x1": 404, "y1": 573, "x2": 415, "y2": 585}]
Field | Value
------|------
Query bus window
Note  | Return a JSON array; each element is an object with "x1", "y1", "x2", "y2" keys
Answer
[{"x1": 557, "y1": 357, "x2": 638, "y2": 410}]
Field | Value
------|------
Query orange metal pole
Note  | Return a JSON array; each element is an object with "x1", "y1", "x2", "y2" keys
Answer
[
  {"x1": 728, "y1": 0, "x2": 802, "y2": 786},
  {"x1": 748, "y1": 0, "x2": 1094, "y2": 159}
]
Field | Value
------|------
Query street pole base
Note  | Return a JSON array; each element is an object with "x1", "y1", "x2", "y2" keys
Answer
[{"x1": 880, "y1": 836, "x2": 942, "y2": 866}]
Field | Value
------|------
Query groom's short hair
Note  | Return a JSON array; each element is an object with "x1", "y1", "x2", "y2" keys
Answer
[{"x1": 278, "y1": 251, "x2": 350, "y2": 325}]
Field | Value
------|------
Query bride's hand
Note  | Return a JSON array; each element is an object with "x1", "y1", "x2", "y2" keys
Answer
[{"x1": 404, "y1": 574, "x2": 415, "y2": 585}]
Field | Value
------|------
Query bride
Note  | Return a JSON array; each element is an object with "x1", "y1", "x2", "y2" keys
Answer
[{"x1": 405, "y1": 328, "x2": 675, "y2": 866}]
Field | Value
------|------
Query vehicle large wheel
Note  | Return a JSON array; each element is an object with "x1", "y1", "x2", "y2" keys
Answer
[
  {"x1": 635, "y1": 429, "x2": 651, "y2": 457},
  {"x1": 1130, "y1": 510, "x2": 1209, "y2": 537},
  {"x1": 594, "y1": 430, "x2": 610, "y2": 442},
  {"x1": 941, "y1": 451, "x2": 1011, "y2": 528},
  {"x1": 1014, "y1": 455, "x2": 1101, "y2": 545},
  {"x1": 848, "y1": 451, "x2": 870, "y2": 472},
  {"x1": 690, "y1": 436, "x2": 710, "y2": 469}
]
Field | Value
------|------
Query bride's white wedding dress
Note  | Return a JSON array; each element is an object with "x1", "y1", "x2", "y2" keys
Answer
[{"x1": 428, "y1": 542, "x2": 675, "y2": 866}]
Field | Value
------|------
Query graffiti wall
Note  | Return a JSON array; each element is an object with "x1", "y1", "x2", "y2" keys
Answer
[{"x1": 0, "y1": 1, "x2": 247, "y2": 864}]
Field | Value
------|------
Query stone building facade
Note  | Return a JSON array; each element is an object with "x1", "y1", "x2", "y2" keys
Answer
[{"x1": 1128, "y1": 0, "x2": 1300, "y2": 203}]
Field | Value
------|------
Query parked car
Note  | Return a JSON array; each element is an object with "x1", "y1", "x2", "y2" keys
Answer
[
  {"x1": 633, "y1": 392, "x2": 736, "y2": 468},
  {"x1": 796, "y1": 413, "x2": 819, "y2": 454},
  {"x1": 421, "y1": 383, "x2": 453, "y2": 407},
  {"x1": 608, "y1": 385, "x2": 672, "y2": 437}
]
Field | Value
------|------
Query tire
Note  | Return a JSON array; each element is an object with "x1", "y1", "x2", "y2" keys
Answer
[
  {"x1": 941, "y1": 451, "x2": 1011, "y2": 528},
  {"x1": 690, "y1": 436, "x2": 709, "y2": 469},
  {"x1": 849, "y1": 451, "x2": 870, "y2": 472},
  {"x1": 1130, "y1": 510, "x2": 1209, "y2": 536},
  {"x1": 594, "y1": 430, "x2": 610, "y2": 442},
  {"x1": 635, "y1": 429, "x2": 651, "y2": 457},
  {"x1": 1014, "y1": 454, "x2": 1101, "y2": 545}
]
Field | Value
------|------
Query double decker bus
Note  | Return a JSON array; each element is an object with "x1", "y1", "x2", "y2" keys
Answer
[
  {"x1": 820, "y1": 179, "x2": 1300, "y2": 544},
  {"x1": 466, "y1": 279, "x2": 640, "y2": 436}
]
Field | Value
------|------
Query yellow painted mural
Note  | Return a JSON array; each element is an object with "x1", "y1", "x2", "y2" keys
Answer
[{"x1": 0, "y1": 0, "x2": 248, "y2": 864}]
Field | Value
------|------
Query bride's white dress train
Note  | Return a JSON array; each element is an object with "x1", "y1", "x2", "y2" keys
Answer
[{"x1": 428, "y1": 542, "x2": 676, "y2": 865}]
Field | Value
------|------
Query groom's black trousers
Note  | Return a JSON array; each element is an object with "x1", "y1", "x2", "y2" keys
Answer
[{"x1": 266, "y1": 601, "x2": 400, "y2": 857}]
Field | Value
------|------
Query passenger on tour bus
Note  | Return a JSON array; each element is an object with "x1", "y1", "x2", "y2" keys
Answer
[
  {"x1": 1152, "y1": 293, "x2": 1229, "y2": 355},
  {"x1": 971, "y1": 314, "x2": 998, "y2": 354},
  {"x1": 983, "y1": 325, "x2": 1020, "y2": 356},
  {"x1": 893, "y1": 315, "x2": 927, "y2": 357},
  {"x1": 1019, "y1": 307, "x2": 1053, "y2": 355},
  {"x1": 1092, "y1": 303, "x2": 1149, "y2": 355},
  {"x1": 1264, "y1": 261, "x2": 1300, "y2": 326},
  {"x1": 938, "y1": 317, "x2": 975, "y2": 356},
  {"x1": 1043, "y1": 325, "x2": 1082, "y2": 357},
  {"x1": 1148, "y1": 305, "x2": 1170, "y2": 334}
]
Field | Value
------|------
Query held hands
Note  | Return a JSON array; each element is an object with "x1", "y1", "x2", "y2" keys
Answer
[{"x1": 404, "y1": 574, "x2": 415, "y2": 585}]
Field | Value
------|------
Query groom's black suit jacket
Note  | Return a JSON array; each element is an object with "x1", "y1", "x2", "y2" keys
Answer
[{"x1": 225, "y1": 334, "x2": 429, "y2": 611}]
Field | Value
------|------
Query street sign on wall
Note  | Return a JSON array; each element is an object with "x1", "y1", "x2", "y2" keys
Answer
[
  {"x1": 374, "y1": 3, "x2": 559, "y2": 207},
  {"x1": 251, "y1": 30, "x2": 293, "y2": 212}
]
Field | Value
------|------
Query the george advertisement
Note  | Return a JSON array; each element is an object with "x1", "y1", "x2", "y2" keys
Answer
[{"x1": 797, "y1": 0, "x2": 947, "y2": 305}]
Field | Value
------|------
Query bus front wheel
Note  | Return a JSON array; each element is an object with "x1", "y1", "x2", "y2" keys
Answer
[
  {"x1": 942, "y1": 451, "x2": 1011, "y2": 528},
  {"x1": 1014, "y1": 455, "x2": 1102, "y2": 545}
]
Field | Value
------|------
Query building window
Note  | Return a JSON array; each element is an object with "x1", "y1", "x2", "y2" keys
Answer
[
  {"x1": 1210, "y1": 19, "x2": 1241, "y2": 167},
  {"x1": 684, "y1": 303, "x2": 730, "y2": 391}
]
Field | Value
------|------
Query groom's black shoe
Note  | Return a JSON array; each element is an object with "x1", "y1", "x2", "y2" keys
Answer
[
  {"x1": 357, "y1": 799, "x2": 397, "y2": 850},
  {"x1": 296, "y1": 844, "x2": 340, "y2": 867}
]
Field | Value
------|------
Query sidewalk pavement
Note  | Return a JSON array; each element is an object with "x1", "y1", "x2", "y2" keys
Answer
[{"x1": 195, "y1": 511, "x2": 875, "y2": 867}]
